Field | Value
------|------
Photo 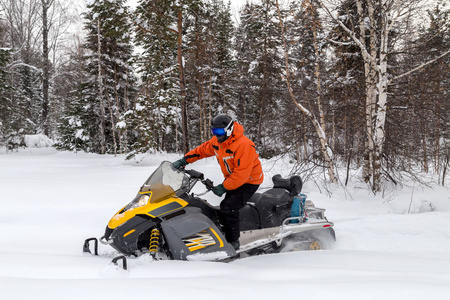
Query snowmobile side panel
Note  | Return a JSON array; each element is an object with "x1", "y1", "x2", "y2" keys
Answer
[
  {"x1": 109, "y1": 215, "x2": 157, "y2": 255},
  {"x1": 161, "y1": 207, "x2": 236, "y2": 260},
  {"x1": 181, "y1": 194, "x2": 219, "y2": 223},
  {"x1": 281, "y1": 219, "x2": 334, "y2": 235}
]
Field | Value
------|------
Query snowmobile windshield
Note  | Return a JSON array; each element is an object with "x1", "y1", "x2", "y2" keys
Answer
[{"x1": 139, "y1": 161, "x2": 190, "y2": 203}]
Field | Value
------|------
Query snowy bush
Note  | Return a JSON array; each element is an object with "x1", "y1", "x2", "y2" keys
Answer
[{"x1": 23, "y1": 134, "x2": 54, "y2": 148}]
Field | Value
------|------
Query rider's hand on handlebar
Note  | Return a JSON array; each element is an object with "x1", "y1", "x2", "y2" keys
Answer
[
  {"x1": 172, "y1": 157, "x2": 188, "y2": 169},
  {"x1": 212, "y1": 184, "x2": 227, "y2": 197},
  {"x1": 203, "y1": 179, "x2": 214, "y2": 190}
]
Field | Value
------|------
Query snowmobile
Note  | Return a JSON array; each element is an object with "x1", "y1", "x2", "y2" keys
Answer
[{"x1": 83, "y1": 161, "x2": 335, "y2": 267}]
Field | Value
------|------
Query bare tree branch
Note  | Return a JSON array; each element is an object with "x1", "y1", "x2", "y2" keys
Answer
[
  {"x1": 389, "y1": 48, "x2": 450, "y2": 83},
  {"x1": 318, "y1": 0, "x2": 381, "y2": 73}
]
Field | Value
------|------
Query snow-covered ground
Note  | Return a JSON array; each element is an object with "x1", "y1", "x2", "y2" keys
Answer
[{"x1": 1, "y1": 147, "x2": 450, "y2": 299}]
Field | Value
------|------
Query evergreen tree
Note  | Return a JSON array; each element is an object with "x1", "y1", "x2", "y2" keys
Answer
[
  {"x1": 326, "y1": 0, "x2": 366, "y2": 163},
  {"x1": 129, "y1": 0, "x2": 182, "y2": 156},
  {"x1": 206, "y1": 0, "x2": 236, "y2": 114},
  {"x1": 129, "y1": 0, "x2": 203, "y2": 156},
  {"x1": 235, "y1": 0, "x2": 284, "y2": 157},
  {"x1": 0, "y1": 0, "x2": 45, "y2": 148},
  {"x1": 54, "y1": 38, "x2": 91, "y2": 152},
  {"x1": 0, "y1": 23, "x2": 13, "y2": 146},
  {"x1": 390, "y1": 1, "x2": 450, "y2": 181},
  {"x1": 184, "y1": 0, "x2": 237, "y2": 148},
  {"x1": 76, "y1": 0, "x2": 135, "y2": 154}
]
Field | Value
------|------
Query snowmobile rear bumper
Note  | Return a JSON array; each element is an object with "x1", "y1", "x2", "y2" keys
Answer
[{"x1": 238, "y1": 219, "x2": 334, "y2": 253}]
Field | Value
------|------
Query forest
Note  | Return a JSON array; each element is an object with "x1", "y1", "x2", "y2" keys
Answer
[{"x1": 0, "y1": 0, "x2": 449, "y2": 193}]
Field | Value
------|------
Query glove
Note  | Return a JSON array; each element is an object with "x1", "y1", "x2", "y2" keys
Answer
[
  {"x1": 172, "y1": 157, "x2": 188, "y2": 169},
  {"x1": 212, "y1": 184, "x2": 227, "y2": 197}
]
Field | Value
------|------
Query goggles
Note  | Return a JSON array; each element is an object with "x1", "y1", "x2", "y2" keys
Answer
[
  {"x1": 211, "y1": 120, "x2": 233, "y2": 137},
  {"x1": 211, "y1": 127, "x2": 226, "y2": 136}
]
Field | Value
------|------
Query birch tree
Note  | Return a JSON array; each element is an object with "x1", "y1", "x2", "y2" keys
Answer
[
  {"x1": 275, "y1": 0, "x2": 338, "y2": 183},
  {"x1": 320, "y1": 0, "x2": 450, "y2": 192}
]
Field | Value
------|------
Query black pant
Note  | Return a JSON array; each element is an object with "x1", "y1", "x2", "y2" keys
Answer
[{"x1": 219, "y1": 183, "x2": 259, "y2": 243}]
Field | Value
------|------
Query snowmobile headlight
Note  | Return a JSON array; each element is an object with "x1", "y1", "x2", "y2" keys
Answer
[
  {"x1": 126, "y1": 194, "x2": 151, "y2": 211},
  {"x1": 136, "y1": 194, "x2": 150, "y2": 207}
]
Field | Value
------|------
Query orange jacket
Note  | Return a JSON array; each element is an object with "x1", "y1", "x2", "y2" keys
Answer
[{"x1": 184, "y1": 122, "x2": 264, "y2": 191}]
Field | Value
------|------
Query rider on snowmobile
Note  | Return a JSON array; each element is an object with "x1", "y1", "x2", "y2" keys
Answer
[{"x1": 173, "y1": 114, "x2": 264, "y2": 250}]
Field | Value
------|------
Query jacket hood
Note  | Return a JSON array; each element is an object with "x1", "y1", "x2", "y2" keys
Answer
[{"x1": 221, "y1": 122, "x2": 244, "y2": 146}]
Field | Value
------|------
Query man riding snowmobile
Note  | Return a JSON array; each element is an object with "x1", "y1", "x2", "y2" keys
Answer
[{"x1": 172, "y1": 114, "x2": 263, "y2": 250}]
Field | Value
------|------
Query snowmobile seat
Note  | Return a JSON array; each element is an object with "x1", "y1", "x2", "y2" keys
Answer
[
  {"x1": 272, "y1": 174, "x2": 303, "y2": 196},
  {"x1": 240, "y1": 187, "x2": 293, "y2": 230},
  {"x1": 239, "y1": 202, "x2": 262, "y2": 231},
  {"x1": 256, "y1": 188, "x2": 292, "y2": 228},
  {"x1": 247, "y1": 192, "x2": 262, "y2": 205}
]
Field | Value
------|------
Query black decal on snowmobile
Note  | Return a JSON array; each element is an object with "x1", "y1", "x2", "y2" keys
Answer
[
  {"x1": 183, "y1": 230, "x2": 216, "y2": 252},
  {"x1": 148, "y1": 202, "x2": 183, "y2": 217}
]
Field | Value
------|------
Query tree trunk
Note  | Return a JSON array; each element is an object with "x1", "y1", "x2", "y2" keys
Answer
[
  {"x1": 312, "y1": 10, "x2": 338, "y2": 183},
  {"x1": 442, "y1": 149, "x2": 449, "y2": 186},
  {"x1": 177, "y1": 9, "x2": 189, "y2": 153},
  {"x1": 114, "y1": 64, "x2": 122, "y2": 154},
  {"x1": 356, "y1": 0, "x2": 376, "y2": 184},
  {"x1": 41, "y1": 0, "x2": 52, "y2": 136},
  {"x1": 97, "y1": 19, "x2": 106, "y2": 154},
  {"x1": 104, "y1": 68, "x2": 117, "y2": 156},
  {"x1": 372, "y1": 5, "x2": 394, "y2": 192},
  {"x1": 275, "y1": 0, "x2": 337, "y2": 183}
]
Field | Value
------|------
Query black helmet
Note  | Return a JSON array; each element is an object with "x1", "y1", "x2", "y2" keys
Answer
[{"x1": 211, "y1": 114, "x2": 234, "y2": 143}]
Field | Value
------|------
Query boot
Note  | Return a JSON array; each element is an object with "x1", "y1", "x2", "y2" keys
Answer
[{"x1": 230, "y1": 240, "x2": 240, "y2": 250}]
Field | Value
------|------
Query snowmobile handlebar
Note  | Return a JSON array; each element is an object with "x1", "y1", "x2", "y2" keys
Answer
[
  {"x1": 183, "y1": 168, "x2": 215, "y2": 191},
  {"x1": 184, "y1": 169, "x2": 204, "y2": 180},
  {"x1": 202, "y1": 178, "x2": 214, "y2": 190}
]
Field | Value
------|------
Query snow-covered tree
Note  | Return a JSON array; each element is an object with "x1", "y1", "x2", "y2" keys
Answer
[
  {"x1": 184, "y1": 0, "x2": 237, "y2": 147},
  {"x1": 320, "y1": 0, "x2": 450, "y2": 192},
  {"x1": 387, "y1": 1, "x2": 450, "y2": 184},
  {"x1": 326, "y1": 0, "x2": 366, "y2": 166},
  {"x1": 0, "y1": 0, "x2": 43, "y2": 144},
  {"x1": 235, "y1": 0, "x2": 284, "y2": 157},
  {"x1": 0, "y1": 22, "x2": 13, "y2": 146},
  {"x1": 275, "y1": 0, "x2": 338, "y2": 182},
  {"x1": 129, "y1": 0, "x2": 182, "y2": 156},
  {"x1": 77, "y1": 0, "x2": 135, "y2": 154},
  {"x1": 53, "y1": 36, "x2": 90, "y2": 152},
  {"x1": 130, "y1": 0, "x2": 204, "y2": 156}
]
